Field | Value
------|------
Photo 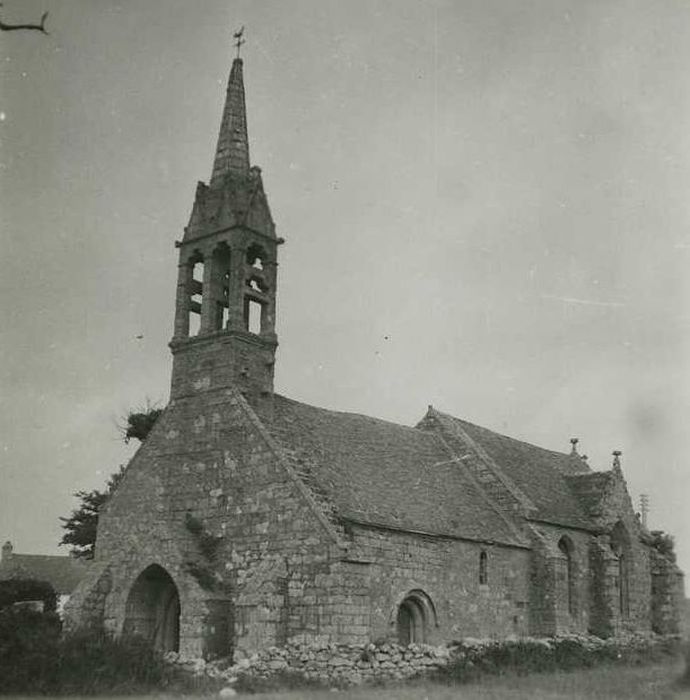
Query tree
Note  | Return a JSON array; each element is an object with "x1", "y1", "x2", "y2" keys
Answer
[
  {"x1": 59, "y1": 406, "x2": 161, "y2": 559},
  {"x1": 121, "y1": 406, "x2": 162, "y2": 444},
  {"x1": 650, "y1": 530, "x2": 676, "y2": 562},
  {"x1": 59, "y1": 467, "x2": 126, "y2": 559}
]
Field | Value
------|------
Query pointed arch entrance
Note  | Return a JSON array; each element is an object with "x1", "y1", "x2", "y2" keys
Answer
[{"x1": 123, "y1": 564, "x2": 180, "y2": 652}]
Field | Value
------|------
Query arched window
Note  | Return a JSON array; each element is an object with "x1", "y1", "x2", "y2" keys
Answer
[
  {"x1": 479, "y1": 550, "x2": 488, "y2": 585},
  {"x1": 396, "y1": 590, "x2": 436, "y2": 645},
  {"x1": 558, "y1": 536, "x2": 576, "y2": 616},
  {"x1": 610, "y1": 522, "x2": 630, "y2": 618}
]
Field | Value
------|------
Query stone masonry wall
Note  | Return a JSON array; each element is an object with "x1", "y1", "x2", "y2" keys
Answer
[
  {"x1": 588, "y1": 536, "x2": 614, "y2": 638},
  {"x1": 651, "y1": 550, "x2": 685, "y2": 635},
  {"x1": 170, "y1": 331, "x2": 277, "y2": 406},
  {"x1": 89, "y1": 387, "x2": 349, "y2": 657},
  {"x1": 349, "y1": 523, "x2": 531, "y2": 643},
  {"x1": 63, "y1": 562, "x2": 112, "y2": 633},
  {"x1": 593, "y1": 471, "x2": 652, "y2": 635},
  {"x1": 528, "y1": 523, "x2": 595, "y2": 636},
  {"x1": 529, "y1": 468, "x2": 654, "y2": 639},
  {"x1": 69, "y1": 374, "x2": 672, "y2": 656},
  {"x1": 228, "y1": 640, "x2": 450, "y2": 685}
]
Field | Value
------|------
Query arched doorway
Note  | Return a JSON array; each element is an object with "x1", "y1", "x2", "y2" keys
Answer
[
  {"x1": 123, "y1": 565, "x2": 180, "y2": 652},
  {"x1": 396, "y1": 590, "x2": 436, "y2": 645}
]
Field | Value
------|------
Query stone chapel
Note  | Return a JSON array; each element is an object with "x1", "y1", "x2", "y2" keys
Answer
[{"x1": 65, "y1": 51, "x2": 684, "y2": 659}]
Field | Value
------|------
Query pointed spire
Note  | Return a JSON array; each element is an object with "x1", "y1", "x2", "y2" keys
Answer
[{"x1": 210, "y1": 56, "x2": 250, "y2": 187}]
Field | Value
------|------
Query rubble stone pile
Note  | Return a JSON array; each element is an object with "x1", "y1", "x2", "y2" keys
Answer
[
  {"x1": 164, "y1": 633, "x2": 682, "y2": 691},
  {"x1": 167, "y1": 640, "x2": 450, "y2": 687}
]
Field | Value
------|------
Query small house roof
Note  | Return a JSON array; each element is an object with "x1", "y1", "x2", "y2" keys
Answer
[{"x1": 0, "y1": 549, "x2": 87, "y2": 594}]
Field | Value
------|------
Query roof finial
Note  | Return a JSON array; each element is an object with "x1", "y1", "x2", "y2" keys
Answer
[
  {"x1": 233, "y1": 25, "x2": 245, "y2": 60},
  {"x1": 2, "y1": 541, "x2": 12, "y2": 561}
]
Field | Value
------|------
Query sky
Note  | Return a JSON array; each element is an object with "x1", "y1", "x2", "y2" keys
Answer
[{"x1": 1, "y1": 0, "x2": 689, "y2": 582}]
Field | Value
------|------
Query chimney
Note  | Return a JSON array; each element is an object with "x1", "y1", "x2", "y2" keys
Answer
[{"x1": 2, "y1": 541, "x2": 12, "y2": 562}]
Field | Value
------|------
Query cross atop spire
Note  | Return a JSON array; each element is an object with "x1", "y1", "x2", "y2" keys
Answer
[
  {"x1": 233, "y1": 26, "x2": 245, "y2": 59},
  {"x1": 210, "y1": 33, "x2": 250, "y2": 187}
]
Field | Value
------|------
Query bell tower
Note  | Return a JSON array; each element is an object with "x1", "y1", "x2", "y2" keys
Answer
[{"x1": 169, "y1": 49, "x2": 283, "y2": 407}]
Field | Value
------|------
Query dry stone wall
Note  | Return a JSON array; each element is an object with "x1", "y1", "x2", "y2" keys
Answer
[
  {"x1": 175, "y1": 640, "x2": 451, "y2": 686},
  {"x1": 168, "y1": 633, "x2": 682, "y2": 690}
]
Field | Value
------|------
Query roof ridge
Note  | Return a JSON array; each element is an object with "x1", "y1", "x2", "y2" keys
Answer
[
  {"x1": 11, "y1": 553, "x2": 80, "y2": 561},
  {"x1": 273, "y1": 394, "x2": 426, "y2": 432},
  {"x1": 434, "y1": 409, "x2": 577, "y2": 460},
  {"x1": 426, "y1": 409, "x2": 537, "y2": 518},
  {"x1": 425, "y1": 408, "x2": 597, "y2": 529},
  {"x1": 234, "y1": 390, "x2": 348, "y2": 551},
  {"x1": 428, "y1": 431, "x2": 529, "y2": 547},
  {"x1": 567, "y1": 469, "x2": 613, "y2": 479}
]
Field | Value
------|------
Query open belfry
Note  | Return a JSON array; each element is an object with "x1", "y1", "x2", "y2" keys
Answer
[
  {"x1": 66, "y1": 42, "x2": 683, "y2": 659},
  {"x1": 170, "y1": 53, "x2": 280, "y2": 410}
]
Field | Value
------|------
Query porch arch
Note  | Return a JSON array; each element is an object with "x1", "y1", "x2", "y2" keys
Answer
[{"x1": 123, "y1": 564, "x2": 180, "y2": 653}]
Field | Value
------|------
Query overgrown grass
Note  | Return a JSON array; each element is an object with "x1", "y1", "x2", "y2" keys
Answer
[
  {"x1": 681, "y1": 642, "x2": 690, "y2": 689},
  {"x1": 1, "y1": 606, "x2": 686, "y2": 697},
  {"x1": 434, "y1": 634, "x2": 681, "y2": 683},
  {"x1": 231, "y1": 658, "x2": 687, "y2": 699},
  {"x1": 0, "y1": 609, "x2": 209, "y2": 696},
  {"x1": 0, "y1": 607, "x2": 62, "y2": 695}
]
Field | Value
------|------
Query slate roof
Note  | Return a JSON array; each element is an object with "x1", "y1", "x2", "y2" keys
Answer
[
  {"x1": 0, "y1": 553, "x2": 87, "y2": 594},
  {"x1": 264, "y1": 395, "x2": 608, "y2": 541},
  {"x1": 433, "y1": 412, "x2": 595, "y2": 530},
  {"x1": 267, "y1": 395, "x2": 527, "y2": 547}
]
